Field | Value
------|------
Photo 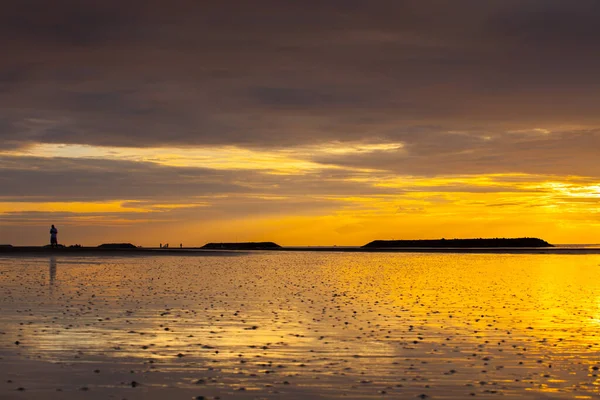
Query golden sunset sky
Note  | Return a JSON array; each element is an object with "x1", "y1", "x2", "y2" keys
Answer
[{"x1": 1, "y1": 1, "x2": 599, "y2": 246}]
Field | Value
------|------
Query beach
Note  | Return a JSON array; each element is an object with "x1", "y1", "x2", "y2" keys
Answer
[{"x1": 2, "y1": 252, "x2": 600, "y2": 399}]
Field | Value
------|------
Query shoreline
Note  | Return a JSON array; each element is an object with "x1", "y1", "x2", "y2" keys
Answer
[
  {"x1": 2, "y1": 246, "x2": 600, "y2": 255},
  {"x1": 0, "y1": 246, "x2": 245, "y2": 256}
]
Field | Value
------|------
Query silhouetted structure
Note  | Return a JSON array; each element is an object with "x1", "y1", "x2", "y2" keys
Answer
[
  {"x1": 97, "y1": 243, "x2": 137, "y2": 249},
  {"x1": 362, "y1": 237, "x2": 553, "y2": 248},
  {"x1": 201, "y1": 242, "x2": 282, "y2": 250},
  {"x1": 50, "y1": 225, "x2": 58, "y2": 247}
]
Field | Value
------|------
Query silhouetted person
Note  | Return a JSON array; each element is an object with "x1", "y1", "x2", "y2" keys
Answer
[
  {"x1": 180, "y1": 243, "x2": 182, "y2": 249},
  {"x1": 50, "y1": 225, "x2": 58, "y2": 247}
]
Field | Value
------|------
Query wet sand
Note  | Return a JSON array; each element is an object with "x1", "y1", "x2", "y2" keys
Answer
[{"x1": 2, "y1": 252, "x2": 600, "y2": 399}]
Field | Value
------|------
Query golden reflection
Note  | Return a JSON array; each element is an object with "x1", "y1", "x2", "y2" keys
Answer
[
  {"x1": 49, "y1": 256, "x2": 56, "y2": 289},
  {"x1": 2, "y1": 253, "x2": 600, "y2": 397}
]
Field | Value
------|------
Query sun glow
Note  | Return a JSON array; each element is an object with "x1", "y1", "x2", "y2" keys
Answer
[
  {"x1": 3, "y1": 142, "x2": 400, "y2": 174},
  {"x1": 2, "y1": 142, "x2": 600, "y2": 245}
]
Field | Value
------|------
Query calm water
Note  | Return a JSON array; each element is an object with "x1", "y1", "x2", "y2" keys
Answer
[{"x1": 1, "y1": 252, "x2": 600, "y2": 399}]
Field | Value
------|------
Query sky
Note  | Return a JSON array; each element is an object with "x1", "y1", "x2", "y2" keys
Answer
[{"x1": 1, "y1": 0, "x2": 600, "y2": 246}]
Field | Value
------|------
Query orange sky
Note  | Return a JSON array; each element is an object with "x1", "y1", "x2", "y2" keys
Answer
[{"x1": 1, "y1": 143, "x2": 599, "y2": 246}]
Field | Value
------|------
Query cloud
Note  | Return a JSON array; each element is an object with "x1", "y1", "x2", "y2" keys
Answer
[
  {"x1": 0, "y1": 0, "x2": 141, "y2": 46},
  {"x1": 487, "y1": 0, "x2": 600, "y2": 48},
  {"x1": 249, "y1": 86, "x2": 365, "y2": 108},
  {"x1": 311, "y1": 128, "x2": 600, "y2": 177},
  {"x1": 0, "y1": 154, "x2": 405, "y2": 203},
  {"x1": 0, "y1": 156, "x2": 248, "y2": 201},
  {"x1": 1, "y1": 0, "x2": 599, "y2": 152}
]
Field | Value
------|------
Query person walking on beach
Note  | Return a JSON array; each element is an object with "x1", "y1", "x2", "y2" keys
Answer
[{"x1": 50, "y1": 224, "x2": 58, "y2": 247}]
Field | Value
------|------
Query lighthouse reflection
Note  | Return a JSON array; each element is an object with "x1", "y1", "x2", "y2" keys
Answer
[{"x1": 49, "y1": 256, "x2": 56, "y2": 292}]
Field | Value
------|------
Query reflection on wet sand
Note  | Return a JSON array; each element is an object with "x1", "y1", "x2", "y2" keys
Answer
[
  {"x1": 49, "y1": 256, "x2": 56, "y2": 293},
  {"x1": 1, "y1": 253, "x2": 600, "y2": 399}
]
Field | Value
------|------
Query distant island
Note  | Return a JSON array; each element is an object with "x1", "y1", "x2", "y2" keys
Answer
[
  {"x1": 201, "y1": 242, "x2": 282, "y2": 250},
  {"x1": 362, "y1": 237, "x2": 553, "y2": 248},
  {"x1": 97, "y1": 243, "x2": 138, "y2": 249}
]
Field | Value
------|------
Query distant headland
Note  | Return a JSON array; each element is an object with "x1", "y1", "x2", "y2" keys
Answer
[{"x1": 362, "y1": 237, "x2": 553, "y2": 248}]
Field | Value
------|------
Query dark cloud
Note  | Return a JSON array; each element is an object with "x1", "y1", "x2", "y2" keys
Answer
[
  {"x1": 0, "y1": 156, "x2": 247, "y2": 200},
  {"x1": 0, "y1": 155, "x2": 404, "y2": 202},
  {"x1": 488, "y1": 0, "x2": 600, "y2": 47},
  {"x1": 312, "y1": 128, "x2": 600, "y2": 177},
  {"x1": 249, "y1": 86, "x2": 363, "y2": 108},
  {"x1": 0, "y1": 0, "x2": 141, "y2": 46},
  {"x1": 0, "y1": 0, "x2": 599, "y2": 167}
]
